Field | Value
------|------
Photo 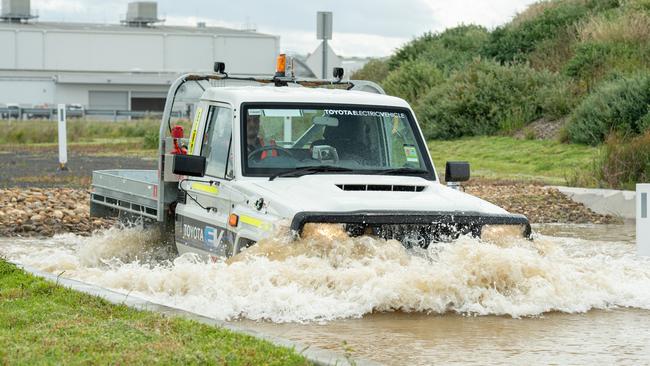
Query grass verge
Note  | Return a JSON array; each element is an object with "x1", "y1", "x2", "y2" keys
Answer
[
  {"x1": 429, "y1": 136, "x2": 598, "y2": 184},
  {"x1": 1, "y1": 139, "x2": 158, "y2": 158},
  {"x1": 0, "y1": 260, "x2": 309, "y2": 365}
]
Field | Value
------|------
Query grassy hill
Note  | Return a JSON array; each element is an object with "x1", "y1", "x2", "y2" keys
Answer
[{"x1": 354, "y1": 0, "x2": 650, "y2": 188}]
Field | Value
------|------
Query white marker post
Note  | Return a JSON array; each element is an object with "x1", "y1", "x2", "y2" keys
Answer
[
  {"x1": 283, "y1": 116, "x2": 292, "y2": 147},
  {"x1": 638, "y1": 184, "x2": 650, "y2": 256},
  {"x1": 57, "y1": 104, "x2": 68, "y2": 171}
]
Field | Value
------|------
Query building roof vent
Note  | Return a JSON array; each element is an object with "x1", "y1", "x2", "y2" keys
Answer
[
  {"x1": 121, "y1": 1, "x2": 162, "y2": 27},
  {"x1": 1, "y1": 0, "x2": 38, "y2": 23}
]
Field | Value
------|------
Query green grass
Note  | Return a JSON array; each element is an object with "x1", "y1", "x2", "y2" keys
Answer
[
  {"x1": 0, "y1": 260, "x2": 309, "y2": 365},
  {"x1": 429, "y1": 136, "x2": 598, "y2": 184},
  {"x1": 0, "y1": 119, "x2": 163, "y2": 145}
]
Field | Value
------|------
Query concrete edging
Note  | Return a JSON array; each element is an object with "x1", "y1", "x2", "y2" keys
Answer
[
  {"x1": 552, "y1": 186, "x2": 636, "y2": 220},
  {"x1": 11, "y1": 261, "x2": 381, "y2": 366}
]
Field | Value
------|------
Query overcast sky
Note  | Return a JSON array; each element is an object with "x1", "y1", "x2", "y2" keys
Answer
[{"x1": 30, "y1": 0, "x2": 538, "y2": 57}]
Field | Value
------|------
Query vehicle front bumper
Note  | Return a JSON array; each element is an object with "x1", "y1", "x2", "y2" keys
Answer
[{"x1": 290, "y1": 210, "x2": 532, "y2": 242}]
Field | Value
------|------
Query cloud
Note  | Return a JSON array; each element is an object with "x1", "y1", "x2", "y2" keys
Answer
[
  {"x1": 161, "y1": 16, "x2": 408, "y2": 57},
  {"x1": 419, "y1": 0, "x2": 538, "y2": 30},
  {"x1": 32, "y1": 0, "x2": 85, "y2": 13},
  {"x1": 164, "y1": 15, "x2": 243, "y2": 30},
  {"x1": 275, "y1": 29, "x2": 408, "y2": 58}
]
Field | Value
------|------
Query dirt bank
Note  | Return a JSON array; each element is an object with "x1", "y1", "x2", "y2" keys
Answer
[{"x1": 0, "y1": 185, "x2": 618, "y2": 238}]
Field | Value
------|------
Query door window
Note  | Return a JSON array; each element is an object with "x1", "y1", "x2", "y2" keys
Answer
[{"x1": 200, "y1": 106, "x2": 233, "y2": 178}]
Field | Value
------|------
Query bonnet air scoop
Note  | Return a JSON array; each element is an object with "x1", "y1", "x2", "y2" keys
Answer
[{"x1": 336, "y1": 184, "x2": 426, "y2": 192}]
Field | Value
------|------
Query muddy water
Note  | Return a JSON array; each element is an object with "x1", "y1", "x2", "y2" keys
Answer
[{"x1": 1, "y1": 223, "x2": 648, "y2": 365}]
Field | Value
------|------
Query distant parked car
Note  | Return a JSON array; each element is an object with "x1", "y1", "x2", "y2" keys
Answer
[
  {"x1": 1, "y1": 103, "x2": 20, "y2": 119},
  {"x1": 66, "y1": 104, "x2": 85, "y2": 118}
]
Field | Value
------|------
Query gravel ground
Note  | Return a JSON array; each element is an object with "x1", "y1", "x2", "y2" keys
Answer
[
  {"x1": 465, "y1": 181, "x2": 618, "y2": 224},
  {"x1": 0, "y1": 187, "x2": 114, "y2": 237},
  {"x1": 0, "y1": 150, "x2": 618, "y2": 237}
]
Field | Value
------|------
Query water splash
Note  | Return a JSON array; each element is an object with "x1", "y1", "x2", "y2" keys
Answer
[{"x1": 1, "y1": 224, "x2": 648, "y2": 323}]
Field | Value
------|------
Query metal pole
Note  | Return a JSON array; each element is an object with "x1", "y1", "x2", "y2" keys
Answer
[
  {"x1": 57, "y1": 104, "x2": 68, "y2": 171},
  {"x1": 322, "y1": 40, "x2": 328, "y2": 79}
]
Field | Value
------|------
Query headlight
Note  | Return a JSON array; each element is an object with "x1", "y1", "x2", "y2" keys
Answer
[{"x1": 480, "y1": 224, "x2": 527, "y2": 242}]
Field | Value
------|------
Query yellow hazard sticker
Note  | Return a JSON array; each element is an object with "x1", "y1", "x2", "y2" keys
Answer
[
  {"x1": 239, "y1": 215, "x2": 272, "y2": 231},
  {"x1": 189, "y1": 107, "x2": 203, "y2": 154},
  {"x1": 191, "y1": 182, "x2": 218, "y2": 195}
]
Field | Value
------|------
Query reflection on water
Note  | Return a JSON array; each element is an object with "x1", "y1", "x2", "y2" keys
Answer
[{"x1": 0, "y1": 223, "x2": 647, "y2": 365}]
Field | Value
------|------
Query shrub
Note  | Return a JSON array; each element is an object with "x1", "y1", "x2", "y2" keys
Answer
[
  {"x1": 382, "y1": 60, "x2": 444, "y2": 106},
  {"x1": 416, "y1": 59, "x2": 574, "y2": 139},
  {"x1": 527, "y1": 27, "x2": 577, "y2": 72},
  {"x1": 587, "y1": 132, "x2": 650, "y2": 189},
  {"x1": 388, "y1": 25, "x2": 489, "y2": 72},
  {"x1": 482, "y1": 0, "x2": 618, "y2": 63},
  {"x1": 350, "y1": 58, "x2": 390, "y2": 85},
  {"x1": 564, "y1": 9, "x2": 650, "y2": 89},
  {"x1": 578, "y1": 11, "x2": 650, "y2": 44},
  {"x1": 564, "y1": 42, "x2": 613, "y2": 80},
  {"x1": 567, "y1": 74, "x2": 650, "y2": 144}
]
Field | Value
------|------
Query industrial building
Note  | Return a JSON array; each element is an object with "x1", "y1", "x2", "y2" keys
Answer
[{"x1": 0, "y1": 0, "x2": 279, "y2": 114}]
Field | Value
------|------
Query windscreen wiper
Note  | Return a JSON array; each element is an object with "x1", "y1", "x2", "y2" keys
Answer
[
  {"x1": 369, "y1": 167, "x2": 430, "y2": 176},
  {"x1": 269, "y1": 166, "x2": 355, "y2": 181}
]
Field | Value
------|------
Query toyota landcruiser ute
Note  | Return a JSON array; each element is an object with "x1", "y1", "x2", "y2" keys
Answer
[{"x1": 89, "y1": 58, "x2": 531, "y2": 259}]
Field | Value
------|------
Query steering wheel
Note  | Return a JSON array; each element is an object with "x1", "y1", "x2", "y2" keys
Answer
[{"x1": 248, "y1": 145, "x2": 295, "y2": 161}]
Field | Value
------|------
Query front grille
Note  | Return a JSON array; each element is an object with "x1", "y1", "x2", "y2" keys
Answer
[
  {"x1": 336, "y1": 184, "x2": 425, "y2": 192},
  {"x1": 345, "y1": 223, "x2": 476, "y2": 248}
]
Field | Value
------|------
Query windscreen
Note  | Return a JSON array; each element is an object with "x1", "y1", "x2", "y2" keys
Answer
[{"x1": 242, "y1": 105, "x2": 434, "y2": 178}]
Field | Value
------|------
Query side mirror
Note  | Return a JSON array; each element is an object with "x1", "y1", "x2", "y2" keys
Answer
[
  {"x1": 173, "y1": 154, "x2": 206, "y2": 177},
  {"x1": 445, "y1": 161, "x2": 470, "y2": 183}
]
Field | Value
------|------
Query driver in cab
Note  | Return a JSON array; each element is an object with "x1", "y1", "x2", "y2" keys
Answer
[{"x1": 246, "y1": 114, "x2": 278, "y2": 160}]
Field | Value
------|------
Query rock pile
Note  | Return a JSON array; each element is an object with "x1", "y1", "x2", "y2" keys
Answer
[
  {"x1": 466, "y1": 183, "x2": 619, "y2": 224},
  {"x1": 0, "y1": 188, "x2": 114, "y2": 237}
]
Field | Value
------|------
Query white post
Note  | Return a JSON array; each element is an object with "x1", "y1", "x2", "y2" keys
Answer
[
  {"x1": 283, "y1": 116, "x2": 292, "y2": 147},
  {"x1": 57, "y1": 104, "x2": 68, "y2": 171},
  {"x1": 638, "y1": 184, "x2": 650, "y2": 256}
]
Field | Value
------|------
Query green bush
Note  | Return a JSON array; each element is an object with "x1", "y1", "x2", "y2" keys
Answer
[
  {"x1": 564, "y1": 41, "x2": 650, "y2": 90},
  {"x1": 415, "y1": 59, "x2": 574, "y2": 139},
  {"x1": 567, "y1": 74, "x2": 650, "y2": 144},
  {"x1": 640, "y1": 110, "x2": 650, "y2": 131},
  {"x1": 583, "y1": 132, "x2": 650, "y2": 189},
  {"x1": 382, "y1": 60, "x2": 444, "y2": 106},
  {"x1": 350, "y1": 58, "x2": 390, "y2": 85},
  {"x1": 482, "y1": 0, "x2": 618, "y2": 63},
  {"x1": 389, "y1": 25, "x2": 489, "y2": 72},
  {"x1": 564, "y1": 42, "x2": 611, "y2": 79}
]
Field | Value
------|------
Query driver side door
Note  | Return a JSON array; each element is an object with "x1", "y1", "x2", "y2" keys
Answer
[{"x1": 175, "y1": 103, "x2": 236, "y2": 259}]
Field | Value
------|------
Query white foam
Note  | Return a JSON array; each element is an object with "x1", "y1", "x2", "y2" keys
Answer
[{"x1": 1, "y1": 224, "x2": 648, "y2": 323}]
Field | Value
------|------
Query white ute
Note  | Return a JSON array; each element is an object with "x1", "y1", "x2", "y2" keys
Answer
[{"x1": 90, "y1": 59, "x2": 531, "y2": 259}]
